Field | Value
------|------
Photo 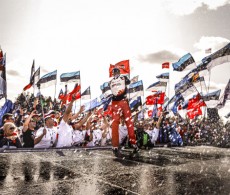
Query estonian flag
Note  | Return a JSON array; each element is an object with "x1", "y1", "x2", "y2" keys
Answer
[
  {"x1": 202, "y1": 42, "x2": 230, "y2": 70},
  {"x1": 128, "y1": 80, "x2": 144, "y2": 99},
  {"x1": 60, "y1": 71, "x2": 80, "y2": 83},
  {"x1": 172, "y1": 53, "x2": 196, "y2": 72},
  {"x1": 37, "y1": 70, "x2": 57, "y2": 88},
  {"x1": 156, "y1": 72, "x2": 169, "y2": 82},
  {"x1": 146, "y1": 81, "x2": 167, "y2": 92}
]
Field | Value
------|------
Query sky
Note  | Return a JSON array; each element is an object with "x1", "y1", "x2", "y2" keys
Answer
[{"x1": 0, "y1": 0, "x2": 230, "y2": 117}]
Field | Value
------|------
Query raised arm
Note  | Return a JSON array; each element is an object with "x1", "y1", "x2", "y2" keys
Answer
[
  {"x1": 62, "y1": 95, "x2": 76, "y2": 123},
  {"x1": 70, "y1": 105, "x2": 85, "y2": 121},
  {"x1": 22, "y1": 110, "x2": 37, "y2": 132}
]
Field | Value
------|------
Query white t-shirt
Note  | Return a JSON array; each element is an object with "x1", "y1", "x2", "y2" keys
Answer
[
  {"x1": 110, "y1": 76, "x2": 126, "y2": 96},
  {"x1": 34, "y1": 126, "x2": 57, "y2": 148},
  {"x1": 86, "y1": 129, "x2": 102, "y2": 147},
  {"x1": 119, "y1": 125, "x2": 128, "y2": 144},
  {"x1": 72, "y1": 130, "x2": 86, "y2": 145},
  {"x1": 101, "y1": 128, "x2": 112, "y2": 146},
  {"x1": 56, "y1": 120, "x2": 73, "y2": 148},
  {"x1": 101, "y1": 125, "x2": 128, "y2": 146},
  {"x1": 145, "y1": 127, "x2": 159, "y2": 144}
]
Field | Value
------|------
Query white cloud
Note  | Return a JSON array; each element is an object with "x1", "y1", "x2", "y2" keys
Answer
[
  {"x1": 164, "y1": 0, "x2": 230, "y2": 15},
  {"x1": 194, "y1": 36, "x2": 230, "y2": 51},
  {"x1": 192, "y1": 36, "x2": 230, "y2": 63}
]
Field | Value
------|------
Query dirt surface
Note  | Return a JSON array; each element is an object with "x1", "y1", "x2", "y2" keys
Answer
[{"x1": 0, "y1": 146, "x2": 230, "y2": 195}]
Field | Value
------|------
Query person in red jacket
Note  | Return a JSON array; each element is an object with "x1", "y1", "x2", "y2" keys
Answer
[{"x1": 109, "y1": 67, "x2": 139, "y2": 157}]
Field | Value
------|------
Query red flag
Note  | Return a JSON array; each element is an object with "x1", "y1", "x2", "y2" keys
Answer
[
  {"x1": 162, "y1": 62, "x2": 170, "y2": 69},
  {"x1": 146, "y1": 92, "x2": 165, "y2": 105},
  {"x1": 147, "y1": 106, "x2": 162, "y2": 118},
  {"x1": 109, "y1": 60, "x2": 130, "y2": 77},
  {"x1": 187, "y1": 107, "x2": 202, "y2": 119},
  {"x1": 67, "y1": 84, "x2": 81, "y2": 102},
  {"x1": 187, "y1": 93, "x2": 201, "y2": 110},
  {"x1": 23, "y1": 83, "x2": 32, "y2": 91}
]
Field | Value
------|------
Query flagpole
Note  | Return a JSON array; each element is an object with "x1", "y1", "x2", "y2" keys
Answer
[
  {"x1": 54, "y1": 74, "x2": 57, "y2": 101},
  {"x1": 203, "y1": 70, "x2": 211, "y2": 120},
  {"x1": 33, "y1": 59, "x2": 35, "y2": 96},
  {"x1": 38, "y1": 85, "x2": 45, "y2": 128}
]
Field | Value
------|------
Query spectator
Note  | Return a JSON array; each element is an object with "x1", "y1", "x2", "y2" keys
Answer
[
  {"x1": 22, "y1": 110, "x2": 37, "y2": 148},
  {"x1": 34, "y1": 111, "x2": 57, "y2": 148},
  {"x1": 0, "y1": 122, "x2": 22, "y2": 148}
]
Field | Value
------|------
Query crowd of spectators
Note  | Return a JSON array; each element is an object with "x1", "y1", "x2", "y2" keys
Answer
[{"x1": 0, "y1": 92, "x2": 229, "y2": 150}]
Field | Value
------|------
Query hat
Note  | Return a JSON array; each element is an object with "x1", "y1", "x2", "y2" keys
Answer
[{"x1": 44, "y1": 110, "x2": 56, "y2": 119}]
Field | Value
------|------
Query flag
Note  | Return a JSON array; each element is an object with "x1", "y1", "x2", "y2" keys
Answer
[
  {"x1": 68, "y1": 83, "x2": 81, "y2": 101},
  {"x1": 216, "y1": 79, "x2": 230, "y2": 108},
  {"x1": 84, "y1": 98, "x2": 99, "y2": 112},
  {"x1": 0, "y1": 53, "x2": 6, "y2": 100},
  {"x1": 187, "y1": 107, "x2": 202, "y2": 119},
  {"x1": 171, "y1": 93, "x2": 184, "y2": 115},
  {"x1": 128, "y1": 80, "x2": 144, "y2": 99},
  {"x1": 81, "y1": 86, "x2": 91, "y2": 100},
  {"x1": 130, "y1": 75, "x2": 139, "y2": 84},
  {"x1": 174, "y1": 72, "x2": 202, "y2": 95},
  {"x1": 162, "y1": 62, "x2": 170, "y2": 69},
  {"x1": 60, "y1": 71, "x2": 80, "y2": 83},
  {"x1": 146, "y1": 91, "x2": 165, "y2": 105},
  {"x1": 147, "y1": 106, "x2": 161, "y2": 118},
  {"x1": 205, "y1": 48, "x2": 212, "y2": 54},
  {"x1": 109, "y1": 60, "x2": 130, "y2": 77},
  {"x1": 187, "y1": 94, "x2": 206, "y2": 111},
  {"x1": 130, "y1": 96, "x2": 142, "y2": 113},
  {"x1": 202, "y1": 42, "x2": 230, "y2": 70},
  {"x1": 172, "y1": 53, "x2": 196, "y2": 72},
  {"x1": 0, "y1": 99, "x2": 14, "y2": 127},
  {"x1": 156, "y1": 72, "x2": 169, "y2": 82},
  {"x1": 146, "y1": 81, "x2": 167, "y2": 92},
  {"x1": 37, "y1": 70, "x2": 57, "y2": 88},
  {"x1": 23, "y1": 67, "x2": 40, "y2": 91},
  {"x1": 30, "y1": 60, "x2": 35, "y2": 81},
  {"x1": 202, "y1": 89, "x2": 221, "y2": 101}
]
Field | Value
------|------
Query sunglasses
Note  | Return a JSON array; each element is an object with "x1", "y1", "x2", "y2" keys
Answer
[
  {"x1": 9, "y1": 126, "x2": 16, "y2": 130},
  {"x1": 8, "y1": 118, "x2": 15, "y2": 121}
]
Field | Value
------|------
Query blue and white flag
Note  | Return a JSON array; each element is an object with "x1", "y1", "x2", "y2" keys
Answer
[
  {"x1": 172, "y1": 53, "x2": 196, "y2": 72},
  {"x1": 84, "y1": 98, "x2": 99, "y2": 112},
  {"x1": 202, "y1": 89, "x2": 221, "y2": 108},
  {"x1": 156, "y1": 72, "x2": 169, "y2": 82},
  {"x1": 60, "y1": 71, "x2": 80, "y2": 83},
  {"x1": 202, "y1": 42, "x2": 230, "y2": 70},
  {"x1": 171, "y1": 93, "x2": 184, "y2": 115},
  {"x1": 0, "y1": 99, "x2": 14, "y2": 127},
  {"x1": 146, "y1": 81, "x2": 167, "y2": 92},
  {"x1": 129, "y1": 80, "x2": 144, "y2": 99},
  {"x1": 0, "y1": 53, "x2": 6, "y2": 100},
  {"x1": 37, "y1": 70, "x2": 57, "y2": 88},
  {"x1": 129, "y1": 96, "x2": 142, "y2": 113},
  {"x1": 216, "y1": 79, "x2": 230, "y2": 108},
  {"x1": 202, "y1": 89, "x2": 221, "y2": 101}
]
